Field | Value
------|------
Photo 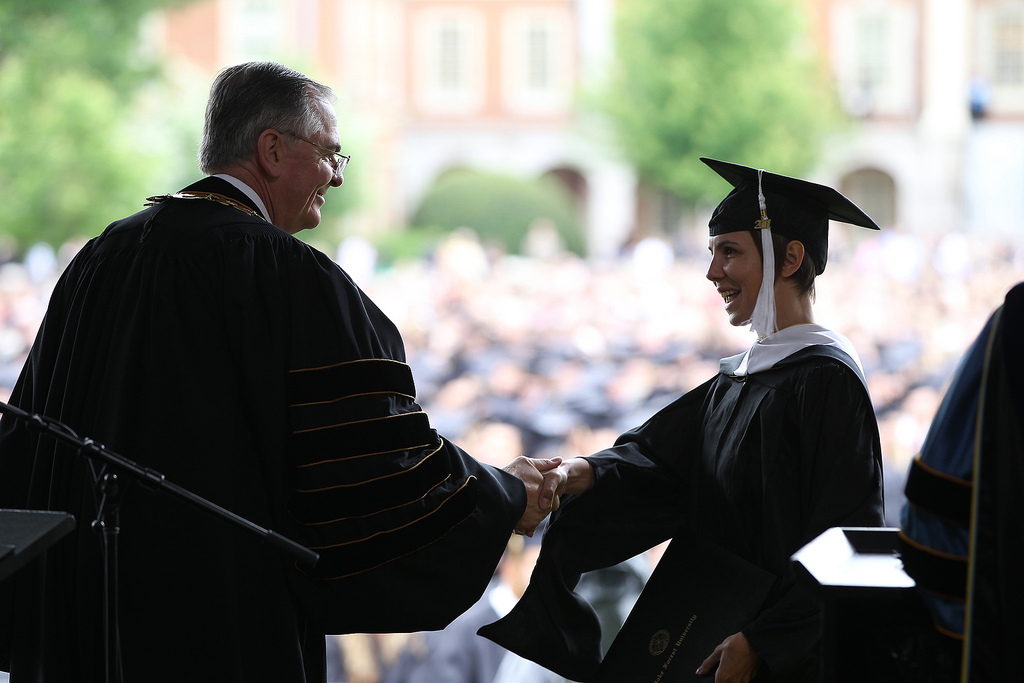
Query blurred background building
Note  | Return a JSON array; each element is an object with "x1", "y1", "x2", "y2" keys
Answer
[
  {"x1": 146, "y1": 0, "x2": 1024, "y2": 251},
  {"x1": 148, "y1": 0, "x2": 633, "y2": 256}
]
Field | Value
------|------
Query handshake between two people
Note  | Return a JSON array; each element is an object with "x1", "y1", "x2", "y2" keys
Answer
[{"x1": 502, "y1": 455, "x2": 595, "y2": 537}]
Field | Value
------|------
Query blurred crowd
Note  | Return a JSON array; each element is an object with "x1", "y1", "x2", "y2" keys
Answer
[
  {"x1": 1, "y1": 224, "x2": 1021, "y2": 682},
  {"x1": 3, "y1": 225, "x2": 1022, "y2": 517},
  {"x1": 352, "y1": 225, "x2": 1023, "y2": 524}
]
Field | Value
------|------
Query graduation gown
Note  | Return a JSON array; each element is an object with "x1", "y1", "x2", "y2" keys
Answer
[
  {"x1": 480, "y1": 342, "x2": 885, "y2": 682},
  {"x1": 899, "y1": 282, "x2": 1024, "y2": 681},
  {"x1": 0, "y1": 177, "x2": 526, "y2": 682}
]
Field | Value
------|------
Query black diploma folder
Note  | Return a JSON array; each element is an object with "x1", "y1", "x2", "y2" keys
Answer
[{"x1": 593, "y1": 533, "x2": 776, "y2": 683}]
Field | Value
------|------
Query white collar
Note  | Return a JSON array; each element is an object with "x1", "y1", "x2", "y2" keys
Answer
[
  {"x1": 213, "y1": 174, "x2": 271, "y2": 222},
  {"x1": 732, "y1": 323, "x2": 863, "y2": 376}
]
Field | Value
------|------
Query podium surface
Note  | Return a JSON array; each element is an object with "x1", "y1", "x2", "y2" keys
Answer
[
  {"x1": 792, "y1": 526, "x2": 915, "y2": 593},
  {"x1": 792, "y1": 527, "x2": 943, "y2": 682},
  {"x1": 0, "y1": 509, "x2": 75, "y2": 583}
]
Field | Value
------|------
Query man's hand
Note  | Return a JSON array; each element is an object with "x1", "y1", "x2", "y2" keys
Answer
[
  {"x1": 695, "y1": 631, "x2": 761, "y2": 683},
  {"x1": 503, "y1": 456, "x2": 564, "y2": 536},
  {"x1": 502, "y1": 456, "x2": 596, "y2": 536}
]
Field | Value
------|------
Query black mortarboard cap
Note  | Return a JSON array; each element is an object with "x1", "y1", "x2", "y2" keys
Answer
[{"x1": 701, "y1": 157, "x2": 880, "y2": 275}]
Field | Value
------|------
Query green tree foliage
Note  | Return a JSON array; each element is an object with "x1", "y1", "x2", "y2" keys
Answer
[
  {"x1": 0, "y1": 0, "x2": 196, "y2": 250},
  {"x1": 602, "y1": 0, "x2": 841, "y2": 204},
  {"x1": 410, "y1": 169, "x2": 585, "y2": 256}
]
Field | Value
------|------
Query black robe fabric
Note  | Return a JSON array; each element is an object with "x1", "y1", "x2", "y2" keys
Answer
[
  {"x1": 897, "y1": 283, "x2": 1024, "y2": 682},
  {"x1": 479, "y1": 345, "x2": 885, "y2": 682},
  {"x1": 966, "y1": 283, "x2": 1024, "y2": 681},
  {"x1": 0, "y1": 177, "x2": 526, "y2": 682}
]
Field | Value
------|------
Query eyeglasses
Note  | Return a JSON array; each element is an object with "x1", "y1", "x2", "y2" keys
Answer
[{"x1": 282, "y1": 131, "x2": 351, "y2": 175}]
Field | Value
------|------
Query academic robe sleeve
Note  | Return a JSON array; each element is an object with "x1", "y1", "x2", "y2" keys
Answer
[
  {"x1": 478, "y1": 378, "x2": 715, "y2": 681},
  {"x1": 214, "y1": 220, "x2": 528, "y2": 634}
]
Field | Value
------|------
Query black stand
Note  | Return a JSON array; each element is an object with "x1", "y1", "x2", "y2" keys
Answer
[
  {"x1": 0, "y1": 400, "x2": 319, "y2": 683},
  {"x1": 94, "y1": 471, "x2": 123, "y2": 683}
]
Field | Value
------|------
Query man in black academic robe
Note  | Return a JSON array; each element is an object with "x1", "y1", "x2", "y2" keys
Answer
[{"x1": 0, "y1": 62, "x2": 559, "y2": 682}]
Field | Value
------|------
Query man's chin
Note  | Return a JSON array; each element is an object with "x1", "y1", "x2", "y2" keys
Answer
[
  {"x1": 298, "y1": 209, "x2": 322, "y2": 233},
  {"x1": 279, "y1": 218, "x2": 317, "y2": 236}
]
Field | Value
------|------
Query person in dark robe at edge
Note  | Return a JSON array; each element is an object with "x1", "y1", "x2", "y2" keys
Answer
[
  {"x1": 479, "y1": 158, "x2": 887, "y2": 683},
  {"x1": 898, "y1": 281, "x2": 1024, "y2": 682},
  {"x1": 0, "y1": 61, "x2": 568, "y2": 683}
]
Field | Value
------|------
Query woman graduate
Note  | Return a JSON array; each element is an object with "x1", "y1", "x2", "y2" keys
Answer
[{"x1": 479, "y1": 159, "x2": 886, "y2": 683}]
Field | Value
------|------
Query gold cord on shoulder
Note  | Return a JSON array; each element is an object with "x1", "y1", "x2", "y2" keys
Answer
[{"x1": 145, "y1": 192, "x2": 266, "y2": 221}]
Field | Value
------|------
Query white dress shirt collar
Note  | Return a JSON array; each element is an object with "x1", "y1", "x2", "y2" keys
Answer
[{"x1": 212, "y1": 174, "x2": 270, "y2": 222}]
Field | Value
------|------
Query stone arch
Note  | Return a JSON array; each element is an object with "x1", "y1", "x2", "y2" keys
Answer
[
  {"x1": 541, "y1": 166, "x2": 589, "y2": 248},
  {"x1": 840, "y1": 166, "x2": 897, "y2": 229}
]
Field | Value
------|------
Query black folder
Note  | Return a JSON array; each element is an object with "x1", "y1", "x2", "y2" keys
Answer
[{"x1": 593, "y1": 533, "x2": 776, "y2": 683}]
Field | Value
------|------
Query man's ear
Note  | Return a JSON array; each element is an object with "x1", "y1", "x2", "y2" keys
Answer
[
  {"x1": 780, "y1": 240, "x2": 805, "y2": 278},
  {"x1": 257, "y1": 129, "x2": 286, "y2": 179}
]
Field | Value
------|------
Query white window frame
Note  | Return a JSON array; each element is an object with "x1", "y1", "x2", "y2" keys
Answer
[
  {"x1": 501, "y1": 7, "x2": 573, "y2": 115},
  {"x1": 976, "y1": 3, "x2": 1024, "y2": 112},
  {"x1": 235, "y1": 0, "x2": 289, "y2": 62},
  {"x1": 412, "y1": 8, "x2": 486, "y2": 115},
  {"x1": 831, "y1": 2, "x2": 918, "y2": 117}
]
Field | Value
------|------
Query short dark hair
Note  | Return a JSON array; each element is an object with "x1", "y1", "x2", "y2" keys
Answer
[
  {"x1": 750, "y1": 230, "x2": 817, "y2": 299},
  {"x1": 198, "y1": 62, "x2": 335, "y2": 174}
]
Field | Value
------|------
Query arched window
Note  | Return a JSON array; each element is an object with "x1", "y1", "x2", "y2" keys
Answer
[{"x1": 841, "y1": 168, "x2": 896, "y2": 229}]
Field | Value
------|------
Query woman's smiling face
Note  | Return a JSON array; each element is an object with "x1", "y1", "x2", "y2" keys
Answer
[{"x1": 706, "y1": 230, "x2": 763, "y2": 327}]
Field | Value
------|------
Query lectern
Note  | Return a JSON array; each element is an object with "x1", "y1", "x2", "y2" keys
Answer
[
  {"x1": 0, "y1": 509, "x2": 75, "y2": 583},
  {"x1": 792, "y1": 527, "x2": 949, "y2": 682}
]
